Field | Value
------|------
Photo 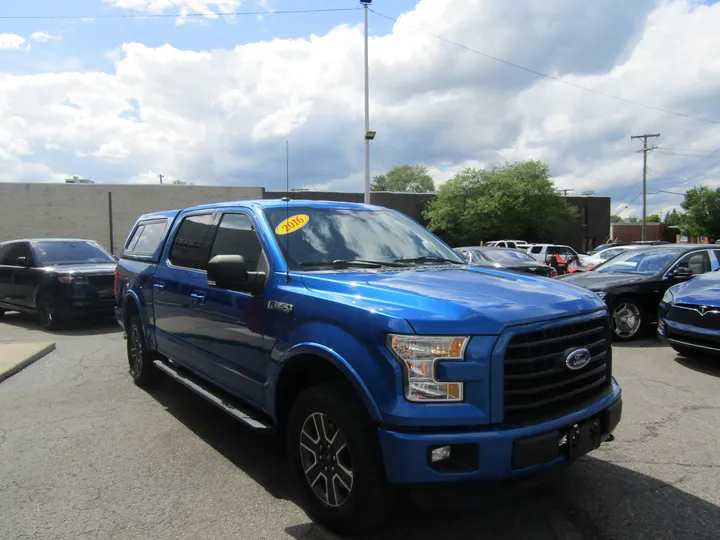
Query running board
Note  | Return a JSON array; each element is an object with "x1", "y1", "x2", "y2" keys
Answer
[{"x1": 153, "y1": 360, "x2": 272, "y2": 432}]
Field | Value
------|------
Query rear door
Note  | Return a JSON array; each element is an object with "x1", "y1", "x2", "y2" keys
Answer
[{"x1": 153, "y1": 211, "x2": 217, "y2": 374}]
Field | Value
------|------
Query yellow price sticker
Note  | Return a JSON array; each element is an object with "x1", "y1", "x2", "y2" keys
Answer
[{"x1": 275, "y1": 214, "x2": 309, "y2": 235}]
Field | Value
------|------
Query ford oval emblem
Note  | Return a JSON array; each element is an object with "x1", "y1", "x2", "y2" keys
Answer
[{"x1": 565, "y1": 348, "x2": 591, "y2": 370}]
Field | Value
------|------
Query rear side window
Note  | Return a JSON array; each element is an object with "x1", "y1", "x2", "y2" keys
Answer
[
  {"x1": 530, "y1": 246, "x2": 542, "y2": 254},
  {"x1": 169, "y1": 214, "x2": 215, "y2": 270},
  {"x1": 0, "y1": 242, "x2": 31, "y2": 266},
  {"x1": 209, "y1": 213, "x2": 264, "y2": 272},
  {"x1": 506, "y1": 242, "x2": 516, "y2": 249},
  {"x1": 125, "y1": 220, "x2": 167, "y2": 255}
]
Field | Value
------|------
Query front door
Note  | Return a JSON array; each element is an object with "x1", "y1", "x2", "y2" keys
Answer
[
  {"x1": 192, "y1": 211, "x2": 269, "y2": 407},
  {"x1": 0, "y1": 242, "x2": 34, "y2": 309}
]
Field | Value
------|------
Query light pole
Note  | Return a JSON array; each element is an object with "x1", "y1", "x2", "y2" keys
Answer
[{"x1": 361, "y1": 0, "x2": 372, "y2": 204}]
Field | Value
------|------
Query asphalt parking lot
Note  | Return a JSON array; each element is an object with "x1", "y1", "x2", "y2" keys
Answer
[{"x1": 1, "y1": 313, "x2": 720, "y2": 540}]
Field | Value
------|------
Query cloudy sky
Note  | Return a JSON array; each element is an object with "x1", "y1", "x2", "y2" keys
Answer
[{"x1": 1, "y1": 0, "x2": 719, "y2": 219}]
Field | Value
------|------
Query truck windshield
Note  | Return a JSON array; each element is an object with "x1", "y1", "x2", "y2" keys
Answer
[
  {"x1": 33, "y1": 241, "x2": 115, "y2": 265},
  {"x1": 263, "y1": 206, "x2": 464, "y2": 271}
]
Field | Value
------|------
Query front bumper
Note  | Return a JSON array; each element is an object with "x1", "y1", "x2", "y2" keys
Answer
[
  {"x1": 658, "y1": 317, "x2": 720, "y2": 354},
  {"x1": 378, "y1": 379, "x2": 621, "y2": 484}
]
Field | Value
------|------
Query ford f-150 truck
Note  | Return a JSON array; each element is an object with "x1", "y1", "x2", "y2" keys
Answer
[{"x1": 115, "y1": 199, "x2": 622, "y2": 534}]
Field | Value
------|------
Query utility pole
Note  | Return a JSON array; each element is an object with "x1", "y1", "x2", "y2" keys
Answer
[
  {"x1": 631, "y1": 133, "x2": 660, "y2": 241},
  {"x1": 362, "y1": 0, "x2": 372, "y2": 204},
  {"x1": 158, "y1": 174, "x2": 164, "y2": 185},
  {"x1": 560, "y1": 188, "x2": 575, "y2": 196}
]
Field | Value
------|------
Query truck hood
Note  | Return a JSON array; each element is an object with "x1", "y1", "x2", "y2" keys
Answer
[
  {"x1": 300, "y1": 266, "x2": 605, "y2": 335},
  {"x1": 41, "y1": 263, "x2": 117, "y2": 275}
]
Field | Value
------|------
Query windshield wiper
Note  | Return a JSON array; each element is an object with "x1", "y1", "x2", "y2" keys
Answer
[
  {"x1": 300, "y1": 259, "x2": 409, "y2": 269},
  {"x1": 393, "y1": 256, "x2": 464, "y2": 265}
]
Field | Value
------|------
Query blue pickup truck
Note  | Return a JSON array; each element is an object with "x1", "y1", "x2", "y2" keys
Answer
[{"x1": 115, "y1": 199, "x2": 622, "y2": 534}]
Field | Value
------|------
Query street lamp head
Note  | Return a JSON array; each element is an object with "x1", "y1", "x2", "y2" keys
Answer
[
  {"x1": 365, "y1": 130, "x2": 376, "y2": 140},
  {"x1": 360, "y1": 0, "x2": 372, "y2": 4}
]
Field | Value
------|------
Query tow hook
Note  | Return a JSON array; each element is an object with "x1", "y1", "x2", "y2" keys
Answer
[{"x1": 605, "y1": 434, "x2": 615, "y2": 442}]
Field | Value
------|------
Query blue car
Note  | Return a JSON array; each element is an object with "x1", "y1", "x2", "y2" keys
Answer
[{"x1": 658, "y1": 270, "x2": 720, "y2": 356}]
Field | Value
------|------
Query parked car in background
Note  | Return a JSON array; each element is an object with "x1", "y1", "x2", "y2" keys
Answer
[
  {"x1": 559, "y1": 245, "x2": 720, "y2": 340},
  {"x1": 658, "y1": 270, "x2": 720, "y2": 357},
  {"x1": 579, "y1": 245, "x2": 645, "y2": 268},
  {"x1": 115, "y1": 200, "x2": 622, "y2": 534},
  {"x1": 586, "y1": 242, "x2": 629, "y2": 256},
  {"x1": 485, "y1": 240, "x2": 521, "y2": 248},
  {"x1": 454, "y1": 246, "x2": 556, "y2": 277},
  {"x1": 0, "y1": 238, "x2": 117, "y2": 329},
  {"x1": 526, "y1": 244, "x2": 580, "y2": 263}
]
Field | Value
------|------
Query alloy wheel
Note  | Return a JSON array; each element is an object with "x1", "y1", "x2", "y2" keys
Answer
[
  {"x1": 129, "y1": 327, "x2": 143, "y2": 377},
  {"x1": 612, "y1": 302, "x2": 641, "y2": 339},
  {"x1": 299, "y1": 412, "x2": 354, "y2": 508}
]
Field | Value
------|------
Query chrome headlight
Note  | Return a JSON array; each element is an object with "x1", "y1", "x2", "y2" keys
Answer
[
  {"x1": 387, "y1": 335, "x2": 468, "y2": 402},
  {"x1": 662, "y1": 288, "x2": 675, "y2": 304}
]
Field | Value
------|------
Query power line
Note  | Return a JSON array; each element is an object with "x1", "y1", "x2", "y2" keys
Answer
[
  {"x1": 369, "y1": 8, "x2": 720, "y2": 125},
  {"x1": 0, "y1": 6, "x2": 360, "y2": 20}
]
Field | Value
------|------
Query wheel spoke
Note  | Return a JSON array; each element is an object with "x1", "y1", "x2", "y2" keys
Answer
[{"x1": 334, "y1": 461, "x2": 353, "y2": 492}]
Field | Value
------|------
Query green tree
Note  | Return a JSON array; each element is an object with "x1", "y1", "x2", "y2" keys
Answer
[
  {"x1": 664, "y1": 209, "x2": 684, "y2": 226},
  {"x1": 646, "y1": 214, "x2": 661, "y2": 223},
  {"x1": 610, "y1": 215, "x2": 623, "y2": 223},
  {"x1": 172, "y1": 179, "x2": 192, "y2": 185},
  {"x1": 371, "y1": 164, "x2": 435, "y2": 193},
  {"x1": 424, "y1": 161, "x2": 577, "y2": 246},
  {"x1": 681, "y1": 186, "x2": 720, "y2": 241}
]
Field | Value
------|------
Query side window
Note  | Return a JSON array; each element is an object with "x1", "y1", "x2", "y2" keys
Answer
[
  {"x1": 126, "y1": 220, "x2": 167, "y2": 255},
  {"x1": 0, "y1": 244, "x2": 11, "y2": 264},
  {"x1": 547, "y1": 246, "x2": 560, "y2": 255},
  {"x1": 209, "y1": 213, "x2": 264, "y2": 272},
  {"x1": 675, "y1": 251, "x2": 711, "y2": 275},
  {"x1": 713, "y1": 250, "x2": 720, "y2": 269},
  {"x1": 169, "y1": 214, "x2": 215, "y2": 271},
  {"x1": 1, "y1": 242, "x2": 31, "y2": 266},
  {"x1": 530, "y1": 246, "x2": 542, "y2": 254},
  {"x1": 506, "y1": 242, "x2": 516, "y2": 249}
]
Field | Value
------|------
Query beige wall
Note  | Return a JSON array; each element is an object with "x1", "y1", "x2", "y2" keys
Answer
[{"x1": 0, "y1": 183, "x2": 264, "y2": 254}]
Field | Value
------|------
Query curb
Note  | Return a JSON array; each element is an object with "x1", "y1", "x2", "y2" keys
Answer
[{"x1": 0, "y1": 342, "x2": 56, "y2": 383}]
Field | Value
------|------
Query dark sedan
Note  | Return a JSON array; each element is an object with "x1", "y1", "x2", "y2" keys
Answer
[
  {"x1": 0, "y1": 239, "x2": 117, "y2": 329},
  {"x1": 454, "y1": 246, "x2": 556, "y2": 277},
  {"x1": 559, "y1": 245, "x2": 720, "y2": 340},
  {"x1": 658, "y1": 270, "x2": 720, "y2": 357}
]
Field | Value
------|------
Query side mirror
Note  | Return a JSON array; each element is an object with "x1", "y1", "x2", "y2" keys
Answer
[
  {"x1": 207, "y1": 254, "x2": 266, "y2": 295},
  {"x1": 669, "y1": 266, "x2": 694, "y2": 280},
  {"x1": 15, "y1": 256, "x2": 29, "y2": 267}
]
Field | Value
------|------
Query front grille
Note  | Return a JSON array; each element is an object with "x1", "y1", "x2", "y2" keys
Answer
[
  {"x1": 668, "y1": 304, "x2": 720, "y2": 331},
  {"x1": 86, "y1": 274, "x2": 115, "y2": 287},
  {"x1": 503, "y1": 316, "x2": 612, "y2": 425}
]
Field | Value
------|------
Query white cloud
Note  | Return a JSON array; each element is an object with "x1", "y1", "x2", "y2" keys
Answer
[
  {"x1": 0, "y1": 34, "x2": 29, "y2": 51},
  {"x1": 106, "y1": 0, "x2": 241, "y2": 23},
  {"x1": 31, "y1": 32, "x2": 62, "y2": 43},
  {"x1": 0, "y1": 0, "x2": 719, "y2": 219}
]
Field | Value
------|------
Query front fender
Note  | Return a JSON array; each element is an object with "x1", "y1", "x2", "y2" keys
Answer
[{"x1": 271, "y1": 342, "x2": 385, "y2": 423}]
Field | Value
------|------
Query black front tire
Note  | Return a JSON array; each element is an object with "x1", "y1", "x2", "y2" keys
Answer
[
  {"x1": 127, "y1": 316, "x2": 159, "y2": 387},
  {"x1": 287, "y1": 381, "x2": 398, "y2": 536},
  {"x1": 37, "y1": 295, "x2": 62, "y2": 330}
]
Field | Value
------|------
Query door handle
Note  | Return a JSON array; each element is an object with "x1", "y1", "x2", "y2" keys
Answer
[
  {"x1": 190, "y1": 292, "x2": 206, "y2": 305},
  {"x1": 153, "y1": 282, "x2": 166, "y2": 290}
]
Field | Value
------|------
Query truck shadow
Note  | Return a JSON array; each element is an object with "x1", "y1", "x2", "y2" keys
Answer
[
  {"x1": 145, "y1": 378, "x2": 720, "y2": 540},
  {"x1": 0, "y1": 311, "x2": 121, "y2": 337}
]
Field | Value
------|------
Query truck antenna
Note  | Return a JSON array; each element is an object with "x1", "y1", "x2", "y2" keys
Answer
[{"x1": 284, "y1": 140, "x2": 290, "y2": 283}]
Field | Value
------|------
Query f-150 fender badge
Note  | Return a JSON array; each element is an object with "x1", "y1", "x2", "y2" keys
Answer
[{"x1": 268, "y1": 300, "x2": 293, "y2": 313}]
